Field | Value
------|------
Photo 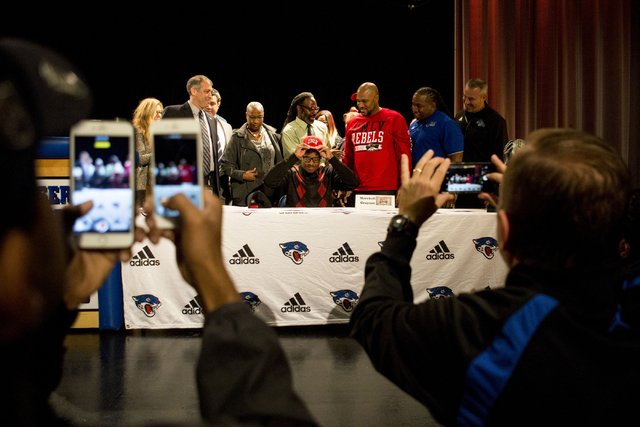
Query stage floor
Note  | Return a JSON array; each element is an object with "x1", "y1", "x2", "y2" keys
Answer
[{"x1": 52, "y1": 324, "x2": 443, "y2": 426}]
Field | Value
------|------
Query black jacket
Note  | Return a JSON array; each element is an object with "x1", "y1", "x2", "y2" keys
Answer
[
  {"x1": 454, "y1": 103, "x2": 508, "y2": 163},
  {"x1": 350, "y1": 227, "x2": 640, "y2": 426}
]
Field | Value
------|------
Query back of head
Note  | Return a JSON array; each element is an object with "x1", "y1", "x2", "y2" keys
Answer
[
  {"x1": 500, "y1": 129, "x2": 630, "y2": 270},
  {"x1": 0, "y1": 38, "x2": 92, "y2": 239}
]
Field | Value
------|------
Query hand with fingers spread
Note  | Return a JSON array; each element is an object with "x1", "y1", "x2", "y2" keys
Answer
[
  {"x1": 145, "y1": 192, "x2": 240, "y2": 313},
  {"x1": 478, "y1": 154, "x2": 507, "y2": 208},
  {"x1": 398, "y1": 150, "x2": 454, "y2": 228}
]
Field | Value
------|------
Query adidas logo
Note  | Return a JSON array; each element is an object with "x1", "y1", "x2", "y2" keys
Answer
[
  {"x1": 182, "y1": 295, "x2": 203, "y2": 315},
  {"x1": 329, "y1": 242, "x2": 359, "y2": 263},
  {"x1": 229, "y1": 244, "x2": 260, "y2": 265},
  {"x1": 426, "y1": 240, "x2": 455, "y2": 260},
  {"x1": 129, "y1": 246, "x2": 160, "y2": 266},
  {"x1": 281, "y1": 292, "x2": 311, "y2": 313}
]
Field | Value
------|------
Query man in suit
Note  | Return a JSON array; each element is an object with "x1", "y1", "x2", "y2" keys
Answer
[
  {"x1": 206, "y1": 90, "x2": 233, "y2": 203},
  {"x1": 162, "y1": 75, "x2": 223, "y2": 198}
]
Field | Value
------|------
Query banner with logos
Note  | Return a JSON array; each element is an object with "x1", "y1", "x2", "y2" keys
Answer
[{"x1": 122, "y1": 207, "x2": 509, "y2": 329}]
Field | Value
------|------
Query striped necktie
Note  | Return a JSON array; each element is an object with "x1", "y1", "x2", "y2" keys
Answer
[
  {"x1": 217, "y1": 124, "x2": 223, "y2": 172},
  {"x1": 198, "y1": 110, "x2": 211, "y2": 177}
]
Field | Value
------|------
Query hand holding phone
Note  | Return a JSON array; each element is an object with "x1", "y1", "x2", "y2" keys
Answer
[
  {"x1": 150, "y1": 119, "x2": 204, "y2": 229},
  {"x1": 70, "y1": 120, "x2": 135, "y2": 249}
]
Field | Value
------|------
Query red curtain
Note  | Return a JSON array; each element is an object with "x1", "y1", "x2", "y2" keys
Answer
[{"x1": 455, "y1": 0, "x2": 638, "y2": 184}]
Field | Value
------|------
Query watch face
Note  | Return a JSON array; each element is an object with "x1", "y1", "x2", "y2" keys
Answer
[{"x1": 389, "y1": 215, "x2": 408, "y2": 231}]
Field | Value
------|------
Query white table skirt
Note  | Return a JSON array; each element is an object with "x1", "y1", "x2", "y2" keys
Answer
[{"x1": 122, "y1": 206, "x2": 508, "y2": 329}]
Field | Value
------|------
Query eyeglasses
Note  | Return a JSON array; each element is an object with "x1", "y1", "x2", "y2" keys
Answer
[
  {"x1": 300, "y1": 105, "x2": 320, "y2": 113},
  {"x1": 302, "y1": 156, "x2": 321, "y2": 163},
  {"x1": 248, "y1": 115, "x2": 264, "y2": 120}
]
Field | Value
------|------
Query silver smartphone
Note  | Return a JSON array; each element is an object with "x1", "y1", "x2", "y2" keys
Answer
[
  {"x1": 69, "y1": 120, "x2": 135, "y2": 248},
  {"x1": 150, "y1": 119, "x2": 204, "y2": 228}
]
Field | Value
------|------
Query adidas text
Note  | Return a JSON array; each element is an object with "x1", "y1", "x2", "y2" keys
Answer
[
  {"x1": 329, "y1": 255, "x2": 359, "y2": 263},
  {"x1": 130, "y1": 259, "x2": 160, "y2": 267},
  {"x1": 229, "y1": 258, "x2": 260, "y2": 265},
  {"x1": 426, "y1": 253, "x2": 455, "y2": 260},
  {"x1": 182, "y1": 307, "x2": 202, "y2": 315},
  {"x1": 281, "y1": 305, "x2": 311, "y2": 313}
]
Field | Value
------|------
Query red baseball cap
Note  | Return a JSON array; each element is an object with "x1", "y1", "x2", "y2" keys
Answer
[{"x1": 303, "y1": 135, "x2": 324, "y2": 150}]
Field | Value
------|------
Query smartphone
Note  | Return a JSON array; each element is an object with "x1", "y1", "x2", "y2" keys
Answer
[
  {"x1": 440, "y1": 162, "x2": 497, "y2": 194},
  {"x1": 150, "y1": 119, "x2": 203, "y2": 228},
  {"x1": 70, "y1": 120, "x2": 135, "y2": 248}
]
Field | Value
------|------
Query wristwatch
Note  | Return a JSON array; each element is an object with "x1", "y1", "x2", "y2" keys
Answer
[{"x1": 387, "y1": 214, "x2": 419, "y2": 237}]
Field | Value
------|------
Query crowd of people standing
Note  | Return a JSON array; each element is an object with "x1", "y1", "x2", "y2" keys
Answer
[{"x1": 132, "y1": 76, "x2": 508, "y2": 209}]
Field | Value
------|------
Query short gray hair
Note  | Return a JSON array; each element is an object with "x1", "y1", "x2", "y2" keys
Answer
[
  {"x1": 466, "y1": 78, "x2": 487, "y2": 96},
  {"x1": 186, "y1": 75, "x2": 212, "y2": 95}
]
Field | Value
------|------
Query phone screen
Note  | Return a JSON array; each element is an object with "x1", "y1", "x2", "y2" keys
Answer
[
  {"x1": 153, "y1": 132, "x2": 201, "y2": 217},
  {"x1": 71, "y1": 135, "x2": 133, "y2": 234},
  {"x1": 441, "y1": 162, "x2": 496, "y2": 193}
]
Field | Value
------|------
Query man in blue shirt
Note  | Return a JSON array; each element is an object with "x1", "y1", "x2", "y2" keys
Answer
[{"x1": 409, "y1": 87, "x2": 463, "y2": 168}]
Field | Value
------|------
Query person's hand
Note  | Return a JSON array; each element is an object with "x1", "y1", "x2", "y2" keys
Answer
[
  {"x1": 149, "y1": 192, "x2": 239, "y2": 313},
  {"x1": 61, "y1": 201, "x2": 132, "y2": 310},
  {"x1": 294, "y1": 143, "x2": 309, "y2": 159},
  {"x1": 478, "y1": 154, "x2": 507, "y2": 208},
  {"x1": 242, "y1": 168, "x2": 258, "y2": 181},
  {"x1": 398, "y1": 150, "x2": 454, "y2": 227},
  {"x1": 333, "y1": 190, "x2": 351, "y2": 207},
  {"x1": 317, "y1": 145, "x2": 333, "y2": 160},
  {"x1": 331, "y1": 149, "x2": 344, "y2": 159}
]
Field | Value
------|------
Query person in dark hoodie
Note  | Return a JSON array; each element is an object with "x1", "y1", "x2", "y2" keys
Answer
[{"x1": 264, "y1": 135, "x2": 359, "y2": 207}]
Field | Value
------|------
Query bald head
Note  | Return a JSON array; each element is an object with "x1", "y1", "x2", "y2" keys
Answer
[
  {"x1": 246, "y1": 102, "x2": 263, "y2": 113},
  {"x1": 358, "y1": 82, "x2": 379, "y2": 97},
  {"x1": 355, "y1": 82, "x2": 380, "y2": 117},
  {"x1": 246, "y1": 102, "x2": 264, "y2": 133}
]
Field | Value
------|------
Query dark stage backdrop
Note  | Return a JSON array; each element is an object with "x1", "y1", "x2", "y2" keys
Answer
[{"x1": 2, "y1": 1, "x2": 455, "y2": 136}]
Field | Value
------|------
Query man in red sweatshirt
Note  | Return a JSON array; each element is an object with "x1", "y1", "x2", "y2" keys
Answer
[{"x1": 343, "y1": 82, "x2": 412, "y2": 206}]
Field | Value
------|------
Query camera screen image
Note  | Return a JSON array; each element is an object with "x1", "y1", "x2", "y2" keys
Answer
[
  {"x1": 441, "y1": 163, "x2": 495, "y2": 193},
  {"x1": 153, "y1": 133, "x2": 200, "y2": 217},
  {"x1": 72, "y1": 136, "x2": 133, "y2": 233}
]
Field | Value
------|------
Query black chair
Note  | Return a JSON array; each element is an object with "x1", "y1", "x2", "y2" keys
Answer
[{"x1": 246, "y1": 191, "x2": 272, "y2": 208}]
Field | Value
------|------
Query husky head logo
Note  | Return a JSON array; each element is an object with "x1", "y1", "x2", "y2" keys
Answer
[
  {"x1": 330, "y1": 290, "x2": 359, "y2": 312},
  {"x1": 132, "y1": 294, "x2": 162, "y2": 317},
  {"x1": 240, "y1": 292, "x2": 262, "y2": 313},
  {"x1": 279, "y1": 241, "x2": 309, "y2": 265},
  {"x1": 473, "y1": 237, "x2": 499, "y2": 259},
  {"x1": 427, "y1": 286, "x2": 454, "y2": 300}
]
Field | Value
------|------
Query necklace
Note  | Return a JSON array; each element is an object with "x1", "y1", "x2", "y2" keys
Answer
[{"x1": 248, "y1": 127, "x2": 262, "y2": 140}]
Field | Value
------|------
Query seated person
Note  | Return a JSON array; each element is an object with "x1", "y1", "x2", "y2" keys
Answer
[{"x1": 264, "y1": 136, "x2": 359, "y2": 207}]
